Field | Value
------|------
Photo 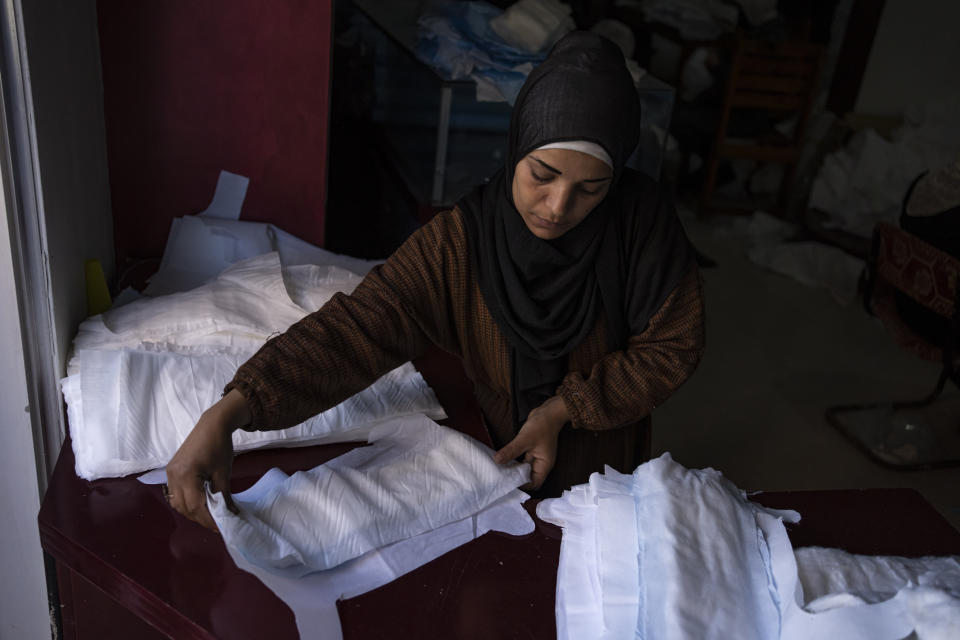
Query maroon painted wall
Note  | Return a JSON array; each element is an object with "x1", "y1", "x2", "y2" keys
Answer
[{"x1": 97, "y1": 0, "x2": 332, "y2": 267}]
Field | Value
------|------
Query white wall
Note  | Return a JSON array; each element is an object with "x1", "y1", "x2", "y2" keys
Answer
[
  {"x1": 856, "y1": 0, "x2": 960, "y2": 117},
  {"x1": 0, "y1": 2, "x2": 112, "y2": 637},
  {"x1": 21, "y1": 0, "x2": 114, "y2": 392},
  {"x1": 0, "y1": 163, "x2": 50, "y2": 639}
]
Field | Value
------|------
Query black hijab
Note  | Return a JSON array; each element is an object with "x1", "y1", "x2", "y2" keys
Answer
[{"x1": 458, "y1": 31, "x2": 693, "y2": 428}]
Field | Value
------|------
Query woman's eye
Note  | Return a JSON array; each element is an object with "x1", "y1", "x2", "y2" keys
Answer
[
  {"x1": 530, "y1": 171, "x2": 550, "y2": 183},
  {"x1": 579, "y1": 186, "x2": 602, "y2": 196}
]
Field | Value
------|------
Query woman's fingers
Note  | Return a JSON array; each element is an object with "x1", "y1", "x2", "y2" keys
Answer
[
  {"x1": 164, "y1": 393, "x2": 246, "y2": 530},
  {"x1": 168, "y1": 472, "x2": 219, "y2": 532},
  {"x1": 495, "y1": 432, "x2": 554, "y2": 489},
  {"x1": 526, "y1": 452, "x2": 550, "y2": 489},
  {"x1": 494, "y1": 432, "x2": 530, "y2": 465},
  {"x1": 165, "y1": 462, "x2": 236, "y2": 532},
  {"x1": 496, "y1": 435, "x2": 537, "y2": 490},
  {"x1": 220, "y1": 488, "x2": 240, "y2": 516},
  {"x1": 494, "y1": 396, "x2": 567, "y2": 490}
]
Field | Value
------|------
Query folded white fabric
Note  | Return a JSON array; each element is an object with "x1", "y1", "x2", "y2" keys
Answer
[
  {"x1": 65, "y1": 348, "x2": 442, "y2": 480},
  {"x1": 539, "y1": 454, "x2": 795, "y2": 639},
  {"x1": 62, "y1": 253, "x2": 444, "y2": 480},
  {"x1": 209, "y1": 414, "x2": 531, "y2": 574},
  {"x1": 213, "y1": 470, "x2": 533, "y2": 640},
  {"x1": 69, "y1": 253, "x2": 363, "y2": 364},
  {"x1": 67, "y1": 253, "x2": 356, "y2": 373},
  {"x1": 538, "y1": 453, "x2": 960, "y2": 639}
]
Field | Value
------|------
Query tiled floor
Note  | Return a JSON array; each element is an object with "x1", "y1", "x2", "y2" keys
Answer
[{"x1": 651, "y1": 209, "x2": 960, "y2": 531}]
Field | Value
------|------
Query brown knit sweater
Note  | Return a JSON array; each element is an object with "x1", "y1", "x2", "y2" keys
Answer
[{"x1": 227, "y1": 208, "x2": 704, "y2": 495}]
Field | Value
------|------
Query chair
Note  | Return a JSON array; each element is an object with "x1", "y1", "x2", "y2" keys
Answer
[
  {"x1": 826, "y1": 222, "x2": 960, "y2": 470},
  {"x1": 700, "y1": 34, "x2": 823, "y2": 215}
]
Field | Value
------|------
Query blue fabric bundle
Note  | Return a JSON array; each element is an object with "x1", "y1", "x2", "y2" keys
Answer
[{"x1": 415, "y1": 1, "x2": 545, "y2": 104}]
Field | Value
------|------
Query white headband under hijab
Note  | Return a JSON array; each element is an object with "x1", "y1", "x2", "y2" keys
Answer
[{"x1": 535, "y1": 140, "x2": 613, "y2": 169}]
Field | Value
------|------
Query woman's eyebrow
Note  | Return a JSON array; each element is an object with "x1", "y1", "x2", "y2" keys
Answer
[
  {"x1": 530, "y1": 155, "x2": 613, "y2": 183},
  {"x1": 530, "y1": 155, "x2": 561, "y2": 174}
]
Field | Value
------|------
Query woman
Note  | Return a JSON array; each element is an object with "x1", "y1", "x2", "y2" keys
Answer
[{"x1": 167, "y1": 31, "x2": 704, "y2": 531}]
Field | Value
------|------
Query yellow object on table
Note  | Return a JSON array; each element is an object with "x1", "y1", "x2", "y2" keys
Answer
[{"x1": 85, "y1": 259, "x2": 111, "y2": 316}]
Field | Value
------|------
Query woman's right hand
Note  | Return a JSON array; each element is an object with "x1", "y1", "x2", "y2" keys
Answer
[{"x1": 165, "y1": 389, "x2": 251, "y2": 531}]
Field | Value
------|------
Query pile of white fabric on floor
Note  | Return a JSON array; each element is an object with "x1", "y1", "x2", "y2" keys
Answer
[
  {"x1": 538, "y1": 454, "x2": 960, "y2": 640},
  {"x1": 809, "y1": 94, "x2": 960, "y2": 238},
  {"x1": 62, "y1": 251, "x2": 446, "y2": 480}
]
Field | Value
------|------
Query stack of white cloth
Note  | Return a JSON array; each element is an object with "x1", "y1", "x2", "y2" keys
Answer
[
  {"x1": 205, "y1": 414, "x2": 534, "y2": 639},
  {"x1": 538, "y1": 454, "x2": 960, "y2": 639},
  {"x1": 62, "y1": 252, "x2": 446, "y2": 480}
]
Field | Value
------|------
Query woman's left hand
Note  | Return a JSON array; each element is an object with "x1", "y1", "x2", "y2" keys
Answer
[{"x1": 494, "y1": 395, "x2": 570, "y2": 490}]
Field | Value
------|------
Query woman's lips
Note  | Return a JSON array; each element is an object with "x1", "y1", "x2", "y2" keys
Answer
[{"x1": 530, "y1": 214, "x2": 563, "y2": 229}]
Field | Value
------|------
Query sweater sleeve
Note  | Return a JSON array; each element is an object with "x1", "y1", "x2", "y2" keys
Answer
[
  {"x1": 225, "y1": 212, "x2": 463, "y2": 430},
  {"x1": 556, "y1": 264, "x2": 705, "y2": 430}
]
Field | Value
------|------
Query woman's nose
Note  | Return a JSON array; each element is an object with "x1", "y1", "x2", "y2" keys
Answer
[{"x1": 544, "y1": 185, "x2": 572, "y2": 219}]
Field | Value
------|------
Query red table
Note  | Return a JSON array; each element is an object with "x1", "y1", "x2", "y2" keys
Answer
[{"x1": 39, "y1": 348, "x2": 960, "y2": 639}]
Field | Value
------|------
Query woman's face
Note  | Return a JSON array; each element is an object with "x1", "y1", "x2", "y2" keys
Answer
[{"x1": 511, "y1": 148, "x2": 613, "y2": 240}]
